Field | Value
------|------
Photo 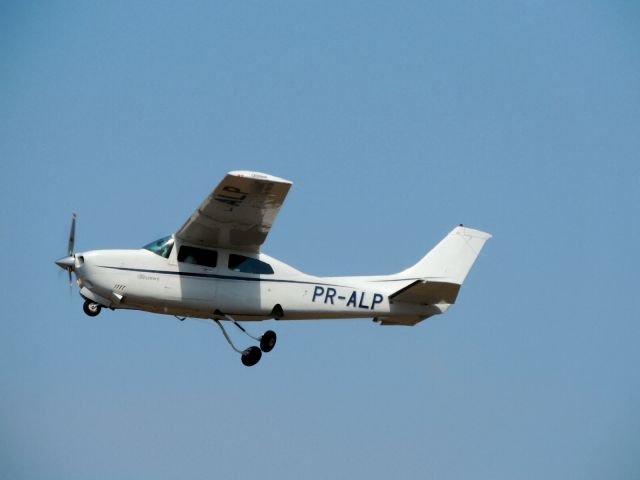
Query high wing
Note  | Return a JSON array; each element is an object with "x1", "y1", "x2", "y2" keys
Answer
[{"x1": 176, "y1": 171, "x2": 292, "y2": 252}]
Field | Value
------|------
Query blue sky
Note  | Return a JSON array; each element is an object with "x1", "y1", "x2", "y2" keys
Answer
[{"x1": 1, "y1": 1, "x2": 639, "y2": 478}]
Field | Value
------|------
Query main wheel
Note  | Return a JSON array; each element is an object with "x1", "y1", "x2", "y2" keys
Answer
[
  {"x1": 83, "y1": 300, "x2": 102, "y2": 317},
  {"x1": 241, "y1": 346, "x2": 262, "y2": 367},
  {"x1": 260, "y1": 330, "x2": 277, "y2": 353}
]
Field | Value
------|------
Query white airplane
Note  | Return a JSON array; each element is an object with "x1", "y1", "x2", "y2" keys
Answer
[{"x1": 55, "y1": 171, "x2": 491, "y2": 366}]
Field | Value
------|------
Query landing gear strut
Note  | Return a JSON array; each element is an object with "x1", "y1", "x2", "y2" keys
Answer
[
  {"x1": 83, "y1": 300, "x2": 102, "y2": 317},
  {"x1": 213, "y1": 311, "x2": 278, "y2": 367}
]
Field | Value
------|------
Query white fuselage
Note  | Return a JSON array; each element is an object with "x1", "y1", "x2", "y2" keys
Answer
[{"x1": 74, "y1": 239, "x2": 440, "y2": 322}]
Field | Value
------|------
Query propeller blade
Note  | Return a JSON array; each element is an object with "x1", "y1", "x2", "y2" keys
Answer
[
  {"x1": 67, "y1": 213, "x2": 76, "y2": 257},
  {"x1": 56, "y1": 213, "x2": 78, "y2": 292}
]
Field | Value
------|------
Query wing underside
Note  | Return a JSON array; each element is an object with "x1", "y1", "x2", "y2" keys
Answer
[{"x1": 176, "y1": 171, "x2": 292, "y2": 252}]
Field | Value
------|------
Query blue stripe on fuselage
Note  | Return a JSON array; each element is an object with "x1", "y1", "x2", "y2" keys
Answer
[{"x1": 97, "y1": 265, "x2": 350, "y2": 288}]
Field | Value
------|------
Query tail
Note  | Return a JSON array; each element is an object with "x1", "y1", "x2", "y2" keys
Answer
[
  {"x1": 399, "y1": 225, "x2": 492, "y2": 284},
  {"x1": 375, "y1": 225, "x2": 491, "y2": 325}
]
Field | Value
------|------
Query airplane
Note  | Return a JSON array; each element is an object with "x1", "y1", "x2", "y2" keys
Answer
[{"x1": 55, "y1": 171, "x2": 491, "y2": 366}]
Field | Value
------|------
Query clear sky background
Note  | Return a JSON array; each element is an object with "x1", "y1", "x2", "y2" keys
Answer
[{"x1": 1, "y1": 1, "x2": 639, "y2": 479}]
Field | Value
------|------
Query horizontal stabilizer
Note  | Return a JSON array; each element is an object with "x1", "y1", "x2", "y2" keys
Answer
[
  {"x1": 389, "y1": 280, "x2": 461, "y2": 305},
  {"x1": 374, "y1": 305, "x2": 445, "y2": 326},
  {"x1": 375, "y1": 315, "x2": 426, "y2": 326}
]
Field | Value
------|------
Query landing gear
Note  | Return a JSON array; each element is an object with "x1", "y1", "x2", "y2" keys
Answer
[
  {"x1": 260, "y1": 330, "x2": 277, "y2": 353},
  {"x1": 241, "y1": 346, "x2": 262, "y2": 367},
  {"x1": 212, "y1": 312, "x2": 280, "y2": 367},
  {"x1": 83, "y1": 300, "x2": 101, "y2": 317}
]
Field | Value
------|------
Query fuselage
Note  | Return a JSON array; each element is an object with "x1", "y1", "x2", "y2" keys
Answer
[{"x1": 73, "y1": 237, "x2": 441, "y2": 322}]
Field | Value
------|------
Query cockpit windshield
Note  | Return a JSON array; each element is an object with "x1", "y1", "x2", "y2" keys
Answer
[{"x1": 143, "y1": 235, "x2": 174, "y2": 258}]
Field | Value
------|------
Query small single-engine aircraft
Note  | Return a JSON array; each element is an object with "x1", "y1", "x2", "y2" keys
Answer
[{"x1": 55, "y1": 171, "x2": 491, "y2": 366}]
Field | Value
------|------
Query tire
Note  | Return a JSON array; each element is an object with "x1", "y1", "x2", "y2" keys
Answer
[
  {"x1": 241, "y1": 346, "x2": 262, "y2": 366},
  {"x1": 260, "y1": 330, "x2": 277, "y2": 353},
  {"x1": 83, "y1": 300, "x2": 102, "y2": 317}
]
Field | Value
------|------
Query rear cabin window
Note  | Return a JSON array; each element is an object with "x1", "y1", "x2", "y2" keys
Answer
[
  {"x1": 228, "y1": 254, "x2": 274, "y2": 274},
  {"x1": 178, "y1": 246, "x2": 218, "y2": 268}
]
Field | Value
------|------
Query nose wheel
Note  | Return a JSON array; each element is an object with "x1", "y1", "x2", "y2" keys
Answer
[
  {"x1": 83, "y1": 300, "x2": 102, "y2": 317},
  {"x1": 213, "y1": 312, "x2": 278, "y2": 367}
]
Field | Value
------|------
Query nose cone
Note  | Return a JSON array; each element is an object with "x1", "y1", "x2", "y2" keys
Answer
[{"x1": 55, "y1": 255, "x2": 75, "y2": 271}]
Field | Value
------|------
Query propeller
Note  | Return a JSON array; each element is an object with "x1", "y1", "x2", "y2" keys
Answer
[
  {"x1": 68, "y1": 212, "x2": 76, "y2": 257},
  {"x1": 55, "y1": 213, "x2": 77, "y2": 289}
]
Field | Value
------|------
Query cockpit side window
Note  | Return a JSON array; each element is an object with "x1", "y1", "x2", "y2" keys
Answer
[
  {"x1": 143, "y1": 235, "x2": 174, "y2": 259},
  {"x1": 228, "y1": 254, "x2": 274, "y2": 274},
  {"x1": 178, "y1": 246, "x2": 218, "y2": 268}
]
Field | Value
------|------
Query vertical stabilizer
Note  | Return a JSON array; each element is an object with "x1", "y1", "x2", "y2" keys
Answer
[{"x1": 399, "y1": 226, "x2": 491, "y2": 285}]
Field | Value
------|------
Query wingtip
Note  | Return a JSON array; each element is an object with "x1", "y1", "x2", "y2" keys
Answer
[{"x1": 227, "y1": 170, "x2": 292, "y2": 184}]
